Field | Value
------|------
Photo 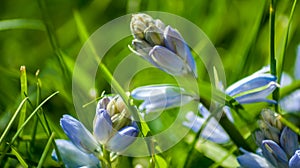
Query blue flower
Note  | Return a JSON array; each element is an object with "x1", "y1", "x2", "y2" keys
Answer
[
  {"x1": 52, "y1": 139, "x2": 100, "y2": 168},
  {"x1": 130, "y1": 13, "x2": 197, "y2": 77},
  {"x1": 93, "y1": 96, "x2": 139, "y2": 153},
  {"x1": 238, "y1": 109, "x2": 299, "y2": 168},
  {"x1": 289, "y1": 150, "x2": 300, "y2": 168},
  {"x1": 237, "y1": 150, "x2": 273, "y2": 168},
  {"x1": 60, "y1": 115, "x2": 99, "y2": 153},
  {"x1": 131, "y1": 84, "x2": 195, "y2": 113},
  {"x1": 225, "y1": 66, "x2": 279, "y2": 104},
  {"x1": 183, "y1": 104, "x2": 230, "y2": 144}
]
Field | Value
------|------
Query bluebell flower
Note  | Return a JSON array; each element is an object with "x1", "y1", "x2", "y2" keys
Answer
[
  {"x1": 93, "y1": 95, "x2": 139, "y2": 153},
  {"x1": 261, "y1": 140, "x2": 289, "y2": 167},
  {"x1": 183, "y1": 103, "x2": 230, "y2": 144},
  {"x1": 60, "y1": 115, "x2": 100, "y2": 153},
  {"x1": 289, "y1": 150, "x2": 300, "y2": 168},
  {"x1": 131, "y1": 84, "x2": 195, "y2": 113},
  {"x1": 225, "y1": 66, "x2": 279, "y2": 104},
  {"x1": 130, "y1": 13, "x2": 197, "y2": 77},
  {"x1": 52, "y1": 139, "x2": 100, "y2": 168},
  {"x1": 60, "y1": 95, "x2": 139, "y2": 156},
  {"x1": 238, "y1": 109, "x2": 299, "y2": 168}
]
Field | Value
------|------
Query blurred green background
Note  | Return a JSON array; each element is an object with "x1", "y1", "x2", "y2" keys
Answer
[{"x1": 1, "y1": 0, "x2": 300, "y2": 167}]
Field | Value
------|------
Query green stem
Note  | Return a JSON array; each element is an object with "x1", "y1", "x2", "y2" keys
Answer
[
  {"x1": 0, "y1": 97, "x2": 28, "y2": 145},
  {"x1": 269, "y1": 0, "x2": 279, "y2": 111},
  {"x1": 37, "y1": 132, "x2": 55, "y2": 168},
  {"x1": 0, "y1": 92, "x2": 59, "y2": 164}
]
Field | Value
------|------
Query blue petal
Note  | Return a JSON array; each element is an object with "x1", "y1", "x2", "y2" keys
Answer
[
  {"x1": 106, "y1": 125, "x2": 139, "y2": 153},
  {"x1": 52, "y1": 139, "x2": 100, "y2": 168},
  {"x1": 289, "y1": 150, "x2": 300, "y2": 168},
  {"x1": 164, "y1": 26, "x2": 197, "y2": 77},
  {"x1": 237, "y1": 152, "x2": 274, "y2": 168},
  {"x1": 232, "y1": 82, "x2": 278, "y2": 104},
  {"x1": 279, "y1": 127, "x2": 299, "y2": 158},
  {"x1": 226, "y1": 73, "x2": 276, "y2": 96},
  {"x1": 183, "y1": 104, "x2": 230, "y2": 144},
  {"x1": 149, "y1": 45, "x2": 189, "y2": 76},
  {"x1": 261, "y1": 140, "x2": 288, "y2": 168},
  {"x1": 60, "y1": 115, "x2": 99, "y2": 153},
  {"x1": 93, "y1": 109, "x2": 113, "y2": 144}
]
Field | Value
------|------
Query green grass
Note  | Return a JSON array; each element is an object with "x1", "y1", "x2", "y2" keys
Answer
[{"x1": 0, "y1": 0, "x2": 300, "y2": 167}]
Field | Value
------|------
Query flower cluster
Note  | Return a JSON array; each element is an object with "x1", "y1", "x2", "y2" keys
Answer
[
  {"x1": 53, "y1": 95, "x2": 139, "y2": 167},
  {"x1": 237, "y1": 109, "x2": 300, "y2": 168},
  {"x1": 130, "y1": 13, "x2": 197, "y2": 77}
]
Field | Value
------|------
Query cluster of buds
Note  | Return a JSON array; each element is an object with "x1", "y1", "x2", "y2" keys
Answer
[
  {"x1": 129, "y1": 13, "x2": 197, "y2": 78},
  {"x1": 238, "y1": 109, "x2": 300, "y2": 168},
  {"x1": 55, "y1": 95, "x2": 139, "y2": 167}
]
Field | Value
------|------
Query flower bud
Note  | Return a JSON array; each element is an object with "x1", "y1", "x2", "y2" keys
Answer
[
  {"x1": 52, "y1": 139, "x2": 100, "y2": 168},
  {"x1": 225, "y1": 67, "x2": 279, "y2": 104},
  {"x1": 131, "y1": 84, "x2": 194, "y2": 113},
  {"x1": 106, "y1": 125, "x2": 139, "y2": 153},
  {"x1": 289, "y1": 150, "x2": 300, "y2": 168},
  {"x1": 280, "y1": 127, "x2": 299, "y2": 158},
  {"x1": 93, "y1": 109, "x2": 113, "y2": 144},
  {"x1": 261, "y1": 140, "x2": 288, "y2": 168},
  {"x1": 60, "y1": 115, "x2": 99, "y2": 153},
  {"x1": 237, "y1": 152, "x2": 273, "y2": 168}
]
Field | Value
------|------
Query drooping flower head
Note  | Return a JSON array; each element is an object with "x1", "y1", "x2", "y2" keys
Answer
[
  {"x1": 129, "y1": 13, "x2": 197, "y2": 78},
  {"x1": 225, "y1": 66, "x2": 280, "y2": 104},
  {"x1": 131, "y1": 84, "x2": 195, "y2": 114}
]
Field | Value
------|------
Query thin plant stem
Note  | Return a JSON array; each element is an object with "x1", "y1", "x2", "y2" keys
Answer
[
  {"x1": 0, "y1": 92, "x2": 59, "y2": 164},
  {"x1": 0, "y1": 97, "x2": 28, "y2": 145},
  {"x1": 37, "y1": 132, "x2": 56, "y2": 168},
  {"x1": 269, "y1": 0, "x2": 279, "y2": 111}
]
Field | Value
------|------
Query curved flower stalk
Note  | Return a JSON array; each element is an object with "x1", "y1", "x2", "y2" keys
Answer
[
  {"x1": 129, "y1": 13, "x2": 197, "y2": 78},
  {"x1": 131, "y1": 84, "x2": 195, "y2": 113},
  {"x1": 52, "y1": 139, "x2": 100, "y2": 168},
  {"x1": 225, "y1": 66, "x2": 280, "y2": 104},
  {"x1": 237, "y1": 109, "x2": 299, "y2": 168},
  {"x1": 183, "y1": 103, "x2": 230, "y2": 144}
]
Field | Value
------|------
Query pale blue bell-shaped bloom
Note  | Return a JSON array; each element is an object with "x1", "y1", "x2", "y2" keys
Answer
[
  {"x1": 183, "y1": 104, "x2": 230, "y2": 144},
  {"x1": 149, "y1": 45, "x2": 193, "y2": 76},
  {"x1": 60, "y1": 115, "x2": 99, "y2": 153},
  {"x1": 279, "y1": 127, "x2": 299, "y2": 158},
  {"x1": 237, "y1": 151, "x2": 274, "y2": 168},
  {"x1": 93, "y1": 109, "x2": 113, "y2": 144},
  {"x1": 289, "y1": 150, "x2": 300, "y2": 168},
  {"x1": 163, "y1": 26, "x2": 197, "y2": 77},
  {"x1": 261, "y1": 140, "x2": 289, "y2": 168},
  {"x1": 106, "y1": 125, "x2": 139, "y2": 153},
  {"x1": 131, "y1": 84, "x2": 195, "y2": 113},
  {"x1": 52, "y1": 139, "x2": 100, "y2": 168},
  {"x1": 225, "y1": 67, "x2": 279, "y2": 104}
]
